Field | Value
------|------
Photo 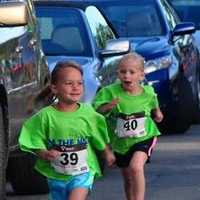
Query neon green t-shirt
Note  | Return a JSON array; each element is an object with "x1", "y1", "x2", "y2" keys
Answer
[
  {"x1": 92, "y1": 83, "x2": 161, "y2": 154},
  {"x1": 18, "y1": 103, "x2": 110, "y2": 181}
]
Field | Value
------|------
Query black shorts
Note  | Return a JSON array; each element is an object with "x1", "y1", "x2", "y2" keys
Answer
[{"x1": 114, "y1": 137, "x2": 157, "y2": 168}]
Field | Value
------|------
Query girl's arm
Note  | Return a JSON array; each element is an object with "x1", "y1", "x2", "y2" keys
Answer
[
  {"x1": 153, "y1": 107, "x2": 164, "y2": 123},
  {"x1": 36, "y1": 149, "x2": 60, "y2": 161},
  {"x1": 101, "y1": 145, "x2": 116, "y2": 167},
  {"x1": 97, "y1": 98, "x2": 119, "y2": 114}
]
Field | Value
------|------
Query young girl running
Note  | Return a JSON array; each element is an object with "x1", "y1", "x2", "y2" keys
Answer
[
  {"x1": 19, "y1": 61, "x2": 115, "y2": 200},
  {"x1": 93, "y1": 52, "x2": 163, "y2": 200}
]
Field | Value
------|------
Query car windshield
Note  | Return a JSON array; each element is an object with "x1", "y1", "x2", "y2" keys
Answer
[
  {"x1": 170, "y1": 0, "x2": 200, "y2": 29},
  {"x1": 95, "y1": 1, "x2": 164, "y2": 37},
  {"x1": 35, "y1": 6, "x2": 92, "y2": 56}
]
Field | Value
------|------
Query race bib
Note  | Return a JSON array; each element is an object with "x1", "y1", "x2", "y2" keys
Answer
[
  {"x1": 51, "y1": 144, "x2": 89, "y2": 175},
  {"x1": 115, "y1": 112, "x2": 147, "y2": 138}
]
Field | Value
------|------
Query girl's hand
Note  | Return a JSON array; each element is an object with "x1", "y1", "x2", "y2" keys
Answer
[
  {"x1": 102, "y1": 145, "x2": 116, "y2": 167},
  {"x1": 153, "y1": 108, "x2": 164, "y2": 123},
  {"x1": 105, "y1": 151, "x2": 116, "y2": 168},
  {"x1": 36, "y1": 149, "x2": 61, "y2": 161},
  {"x1": 98, "y1": 98, "x2": 119, "y2": 113}
]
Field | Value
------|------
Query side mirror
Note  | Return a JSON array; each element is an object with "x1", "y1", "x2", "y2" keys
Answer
[
  {"x1": 0, "y1": 2, "x2": 27, "y2": 27},
  {"x1": 99, "y1": 39, "x2": 130, "y2": 58},
  {"x1": 172, "y1": 22, "x2": 196, "y2": 37}
]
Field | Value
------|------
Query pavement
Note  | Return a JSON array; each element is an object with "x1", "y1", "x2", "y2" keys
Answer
[{"x1": 7, "y1": 125, "x2": 200, "y2": 200}]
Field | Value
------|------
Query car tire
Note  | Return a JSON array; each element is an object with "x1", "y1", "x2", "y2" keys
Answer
[
  {"x1": 9, "y1": 153, "x2": 49, "y2": 195},
  {"x1": 159, "y1": 74, "x2": 194, "y2": 134},
  {"x1": 193, "y1": 64, "x2": 200, "y2": 123},
  {"x1": 0, "y1": 105, "x2": 7, "y2": 199},
  {"x1": 173, "y1": 74, "x2": 194, "y2": 132}
]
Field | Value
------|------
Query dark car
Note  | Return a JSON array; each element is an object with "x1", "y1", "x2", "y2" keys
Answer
[
  {"x1": 0, "y1": 0, "x2": 50, "y2": 198},
  {"x1": 34, "y1": 1, "x2": 130, "y2": 103},
  {"x1": 168, "y1": 0, "x2": 200, "y2": 48},
  {"x1": 64, "y1": 0, "x2": 200, "y2": 134}
]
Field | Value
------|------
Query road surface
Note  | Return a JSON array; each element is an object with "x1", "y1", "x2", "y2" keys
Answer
[{"x1": 7, "y1": 125, "x2": 200, "y2": 200}]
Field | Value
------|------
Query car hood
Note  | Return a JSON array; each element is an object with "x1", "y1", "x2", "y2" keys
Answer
[{"x1": 127, "y1": 36, "x2": 171, "y2": 60}]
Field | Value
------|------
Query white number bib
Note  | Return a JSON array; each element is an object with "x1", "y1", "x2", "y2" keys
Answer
[
  {"x1": 51, "y1": 144, "x2": 89, "y2": 176},
  {"x1": 115, "y1": 114, "x2": 147, "y2": 138}
]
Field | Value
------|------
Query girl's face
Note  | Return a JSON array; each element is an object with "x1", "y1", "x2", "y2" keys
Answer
[
  {"x1": 51, "y1": 67, "x2": 84, "y2": 104},
  {"x1": 118, "y1": 58, "x2": 144, "y2": 92}
]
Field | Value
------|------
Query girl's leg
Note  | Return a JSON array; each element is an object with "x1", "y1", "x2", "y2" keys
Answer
[
  {"x1": 48, "y1": 179, "x2": 68, "y2": 200},
  {"x1": 68, "y1": 188, "x2": 89, "y2": 200},
  {"x1": 129, "y1": 151, "x2": 148, "y2": 200},
  {"x1": 68, "y1": 172, "x2": 93, "y2": 200},
  {"x1": 121, "y1": 167, "x2": 134, "y2": 200}
]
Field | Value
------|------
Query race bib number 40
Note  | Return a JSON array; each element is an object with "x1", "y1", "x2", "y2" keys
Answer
[
  {"x1": 51, "y1": 144, "x2": 89, "y2": 176},
  {"x1": 115, "y1": 113, "x2": 147, "y2": 138}
]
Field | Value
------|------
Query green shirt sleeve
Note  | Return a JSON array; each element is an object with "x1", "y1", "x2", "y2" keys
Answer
[
  {"x1": 151, "y1": 93, "x2": 159, "y2": 109},
  {"x1": 92, "y1": 87, "x2": 113, "y2": 110},
  {"x1": 18, "y1": 111, "x2": 47, "y2": 154},
  {"x1": 146, "y1": 85, "x2": 159, "y2": 110},
  {"x1": 88, "y1": 109, "x2": 110, "y2": 151}
]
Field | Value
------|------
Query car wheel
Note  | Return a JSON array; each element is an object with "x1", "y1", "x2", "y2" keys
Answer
[
  {"x1": 0, "y1": 105, "x2": 7, "y2": 199},
  {"x1": 159, "y1": 74, "x2": 194, "y2": 134},
  {"x1": 172, "y1": 74, "x2": 195, "y2": 133},
  {"x1": 193, "y1": 65, "x2": 200, "y2": 123},
  {"x1": 9, "y1": 153, "x2": 49, "y2": 195}
]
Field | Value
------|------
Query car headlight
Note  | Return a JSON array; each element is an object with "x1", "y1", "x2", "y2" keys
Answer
[{"x1": 144, "y1": 55, "x2": 172, "y2": 74}]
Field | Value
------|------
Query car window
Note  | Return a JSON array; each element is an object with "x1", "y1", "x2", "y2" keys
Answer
[
  {"x1": 85, "y1": 6, "x2": 115, "y2": 49},
  {"x1": 96, "y1": 2, "x2": 164, "y2": 37},
  {"x1": 170, "y1": 0, "x2": 200, "y2": 29},
  {"x1": 35, "y1": 6, "x2": 92, "y2": 56}
]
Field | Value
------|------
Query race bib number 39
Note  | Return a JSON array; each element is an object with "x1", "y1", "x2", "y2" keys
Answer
[
  {"x1": 51, "y1": 144, "x2": 89, "y2": 176},
  {"x1": 116, "y1": 113, "x2": 147, "y2": 138}
]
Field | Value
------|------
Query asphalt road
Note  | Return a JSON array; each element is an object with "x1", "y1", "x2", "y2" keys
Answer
[{"x1": 7, "y1": 125, "x2": 200, "y2": 200}]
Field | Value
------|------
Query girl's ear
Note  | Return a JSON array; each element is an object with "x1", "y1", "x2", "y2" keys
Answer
[
  {"x1": 117, "y1": 68, "x2": 120, "y2": 76},
  {"x1": 50, "y1": 84, "x2": 57, "y2": 95},
  {"x1": 140, "y1": 70, "x2": 145, "y2": 81}
]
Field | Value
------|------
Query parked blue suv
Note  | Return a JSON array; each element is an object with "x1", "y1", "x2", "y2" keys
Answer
[{"x1": 64, "y1": 0, "x2": 200, "y2": 133}]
